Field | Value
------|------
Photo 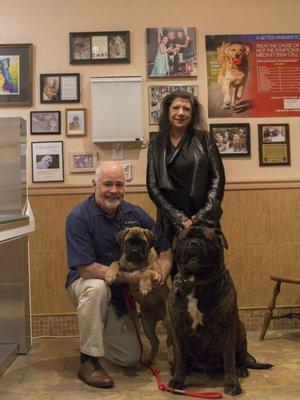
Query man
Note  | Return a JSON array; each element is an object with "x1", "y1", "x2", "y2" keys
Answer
[{"x1": 65, "y1": 161, "x2": 172, "y2": 388}]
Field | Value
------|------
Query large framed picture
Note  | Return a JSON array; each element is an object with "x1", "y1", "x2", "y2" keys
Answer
[
  {"x1": 30, "y1": 111, "x2": 61, "y2": 135},
  {"x1": 258, "y1": 123, "x2": 290, "y2": 166},
  {"x1": 69, "y1": 31, "x2": 130, "y2": 64},
  {"x1": 69, "y1": 151, "x2": 98, "y2": 173},
  {"x1": 0, "y1": 43, "x2": 33, "y2": 106},
  {"x1": 148, "y1": 85, "x2": 198, "y2": 125},
  {"x1": 146, "y1": 27, "x2": 197, "y2": 77},
  {"x1": 31, "y1": 141, "x2": 64, "y2": 182},
  {"x1": 66, "y1": 108, "x2": 86, "y2": 136},
  {"x1": 40, "y1": 73, "x2": 80, "y2": 103},
  {"x1": 210, "y1": 123, "x2": 251, "y2": 157}
]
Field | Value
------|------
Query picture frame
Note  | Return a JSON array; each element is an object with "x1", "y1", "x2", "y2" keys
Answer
[
  {"x1": 149, "y1": 131, "x2": 159, "y2": 140},
  {"x1": 258, "y1": 123, "x2": 290, "y2": 166},
  {"x1": 148, "y1": 84, "x2": 198, "y2": 125},
  {"x1": 0, "y1": 43, "x2": 33, "y2": 106},
  {"x1": 69, "y1": 151, "x2": 98, "y2": 173},
  {"x1": 66, "y1": 108, "x2": 86, "y2": 136},
  {"x1": 210, "y1": 123, "x2": 251, "y2": 157},
  {"x1": 40, "y1": 73, "x2": 80, "y2": 103},
  {"x1": 69, "y1": 31, "x2": 130, "y2": 64},
  {"x1": 30, "y1": 111, "x2": 61, "y2": 135},
  {"x1": 31, "y1": 141, "x2": 64, "y2": 182},
  {"x1": 146, "y1": 27, "x2": 197, "y2": 78}
]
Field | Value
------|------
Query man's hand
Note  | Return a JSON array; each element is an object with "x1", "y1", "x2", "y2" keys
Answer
[
  {"x1": 182, "y1": 218, "x2": 193, "y2": 229},
  {"x1": 77, "y1": 263, "x2": 107, "y2": 280}
]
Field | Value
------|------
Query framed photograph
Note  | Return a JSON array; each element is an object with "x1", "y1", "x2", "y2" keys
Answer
[
  {"x1": 146, "y1": 27, "x2": 197, "y2": 77},
  {"x1": 31, "y1": 141, "x2": 64, "y2": 182},
  {"x1": 66, "y1": 108, "x2": 86, "y2": 136},
  {"x1": 0, "y1": 43, "x2": 33, "y2": 106},
  {"x1": 258, "y1": 124, "x2": 290, "y2": 166},
  {"x1": 149, "y1": 131, "x2": 159, "y2": 140},
  {"x1": 40, "y1": 73, "x2": 80, "y2": 103},
  {"x1": 30, "y1": 111, "x2": 61, "y2": 134},
  {"x1": 148, "y1": 84, "x2": 198, "y2": 125},
  {"x1": 69, "y1": 151, "x2": 98, "y2": 173},
  {"x1": 210, "y1": 123, "x2": 251, "y2": 157},
  {"x1": 69, "y1": 31, "x2": 130, "y2": 64},
  {"x1": 121, "y1": 162, "x2": 132, "y2": 182}
]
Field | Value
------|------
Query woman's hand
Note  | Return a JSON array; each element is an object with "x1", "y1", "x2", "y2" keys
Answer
[{"x1": 182, "y1": 219, "x2": 193, "y2": 229}]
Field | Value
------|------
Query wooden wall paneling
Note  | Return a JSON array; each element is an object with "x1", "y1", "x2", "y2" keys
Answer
[
  {"x1": 222, "y1": 191, "x2": 244, "y2": 246},
  {"x1": 275, "y1": 189, "x2": 300, "y2": 243},
  {"x1": 28, "y1": 188, "x2": 300, "y2": 316},
  {"x1": 241, "y1": 190, "x2": 278, "y2": 245}
]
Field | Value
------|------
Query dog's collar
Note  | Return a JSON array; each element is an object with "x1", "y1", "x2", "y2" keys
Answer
[{"x1": 177, "y1": 265, "x2": 227, "y2": 287}]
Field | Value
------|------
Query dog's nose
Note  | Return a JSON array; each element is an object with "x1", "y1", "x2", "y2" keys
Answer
[{"x1": 130, "y1": 249, "x2": 139, "y2": 255}]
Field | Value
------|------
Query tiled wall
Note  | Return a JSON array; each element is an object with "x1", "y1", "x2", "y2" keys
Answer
[{"x1": 31, "y1": 307, "x2": 300, "y2": 337}]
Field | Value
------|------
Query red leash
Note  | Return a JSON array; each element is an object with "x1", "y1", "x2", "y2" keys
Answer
[{"x1": 124, "y1": 288, "x2": 222, "y2": 399}]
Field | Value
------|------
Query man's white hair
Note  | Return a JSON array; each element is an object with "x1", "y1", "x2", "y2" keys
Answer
[{"x1": 94, "y1": 161, "x2": 125, "y2": 181}]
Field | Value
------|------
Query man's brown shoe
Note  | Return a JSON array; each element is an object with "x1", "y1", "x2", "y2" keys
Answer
[{"x1": 78, "y1": 359, "x2": 114, "y2": 388}]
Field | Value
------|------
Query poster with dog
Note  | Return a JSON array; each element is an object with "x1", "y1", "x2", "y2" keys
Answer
[{"x1": 206, "y1": 33, "x2": 300, "y2": 117}]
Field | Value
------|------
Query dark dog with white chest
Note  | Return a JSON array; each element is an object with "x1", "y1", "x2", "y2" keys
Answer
[
  {"x1": 168, "y1": 225, "x2": 272, "y2": 396},
  {"x1": 105, "y1": 227, "x2": 173, "y2": 366}
]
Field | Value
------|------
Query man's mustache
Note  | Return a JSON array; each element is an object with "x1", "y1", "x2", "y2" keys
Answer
[{"x1": 104, "y1": 195, "x2": 120, "y2": 200}]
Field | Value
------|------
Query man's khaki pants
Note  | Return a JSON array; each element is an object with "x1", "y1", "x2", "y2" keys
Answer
[{"x1": 67, "y1": 278, "x2": 141, "y2": 367}]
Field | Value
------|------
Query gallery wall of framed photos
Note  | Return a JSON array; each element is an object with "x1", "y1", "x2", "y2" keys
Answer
[{"x1": 0, "y1": 0, "x2": 299, "y2": 186}]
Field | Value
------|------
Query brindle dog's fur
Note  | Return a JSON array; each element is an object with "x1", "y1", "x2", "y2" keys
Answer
[
  {"x1": 105, "y1": 227, "x2": 173, "y2": 366},
  {"x1": 168, "y1": 226, "x2": 272, "y2": 396}
]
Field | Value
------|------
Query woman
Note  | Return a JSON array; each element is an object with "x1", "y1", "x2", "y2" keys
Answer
[
  {"x1": 174, "y1": 30, "x2": 196, "y2": 74},
  {"x1": 150, "y1": 36, "x2": 173, "y2": 77},
  {"x1": 147, "y1": 90, "x2": 226, "y2": 276}
]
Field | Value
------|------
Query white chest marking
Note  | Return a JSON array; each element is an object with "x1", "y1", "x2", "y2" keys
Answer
[{"x1": 187, "y1": 292, "x2": 203, "y2": 330}]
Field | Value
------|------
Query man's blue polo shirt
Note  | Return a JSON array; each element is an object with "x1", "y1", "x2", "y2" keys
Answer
[{"x1": 65, "y1": 195, "x2": 170, "y2": 315}]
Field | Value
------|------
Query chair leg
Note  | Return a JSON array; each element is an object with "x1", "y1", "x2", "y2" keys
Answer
[{"x1": 260, "y1": 281, "x2": 281, "y2": 340}]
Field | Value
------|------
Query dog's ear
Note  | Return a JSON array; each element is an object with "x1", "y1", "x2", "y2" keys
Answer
[
  {"x1": 116, "y1": 228, "x2": 130, "y2": 247},
  {"x1": 203, "y1": 227, "x2": 228, "y2": 249},
  {"x1": 144, "y1": 229, "x2": 157, "y2": 248}
]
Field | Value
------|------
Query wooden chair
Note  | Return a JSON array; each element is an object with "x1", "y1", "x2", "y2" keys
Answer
[{"x1": 260, "y1": 275, "x2": 300, "y2": 340}]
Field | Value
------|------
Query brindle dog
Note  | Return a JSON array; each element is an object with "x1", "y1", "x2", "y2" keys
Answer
[
  {"x1": 105, "y1": 227, "x2": 173, "y2": 366},
  {"x1": 168, "y1": 225, "x2": 272, "y2": 396}
]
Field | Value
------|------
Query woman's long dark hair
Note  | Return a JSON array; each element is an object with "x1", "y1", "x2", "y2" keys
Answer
[{"x1": 158, "y1": 90, "x2": 207, "y2": 135}]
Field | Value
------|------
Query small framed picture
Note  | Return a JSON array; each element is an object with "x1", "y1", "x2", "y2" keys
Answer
[
  {"x1": 40, "y1": 73, "x2": 80, "y2": 103},
  {"x1": 31, "y1": 141, "x2": 64, "y2": 182},
  {"x1": 69, "y1": 151, "x2": 98, "y2": 173},
  {"x1": 69, "y1": 31, "x2": 130, "y2": 64},
  {"x1": 30, "y1": 111, "x2": 61, "y2": 134},
  {"x1": 210, "y1": 123, "x2": 251, "y2": 157},
  {"x1": 66, "y1": 108, "x2": 86, "y2": 136},
  {"x1": 149, "y1": 131, "x2": 159, "y2": 140},
  {"x1": 148, "y1": 85, "x2": 198, "y2": 125},
  {"x1": 0, "y1": 43, "x2": 33, "y2": 106},
  {"x1": 258, "y1": 124, "x2": 290, "y2": 166},
  {"x1": 121, "y1": 162, "x2": 132, "y2": 182}
]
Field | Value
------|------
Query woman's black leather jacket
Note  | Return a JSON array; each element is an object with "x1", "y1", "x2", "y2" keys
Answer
[{"x1": 146, "y1": 130, "x2": 225, "y2": 232}]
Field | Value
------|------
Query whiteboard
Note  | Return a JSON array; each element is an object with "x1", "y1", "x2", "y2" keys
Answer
[{"x1": 91, "y1": 76, "x2": 143, "y2": 142}]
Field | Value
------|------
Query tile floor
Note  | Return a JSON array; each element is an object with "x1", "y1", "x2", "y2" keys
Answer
[{"x1": 0, "y1": 329, "x2": 299, "y2": 400}]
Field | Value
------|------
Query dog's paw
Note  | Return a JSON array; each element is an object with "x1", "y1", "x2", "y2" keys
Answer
[
  {"x1": 105, "y1": 270, "x2": 117, "y2": 284},
  {"x1": 224, "y1": 381, "x2": 242, "y2": 396},
  {"x1": 221, "y1": 104, "x2": 230, "y2": 110},
  {"x1": 140, "y1": 280, "x2": 152, "y2": 296},
  {"x1": 236, "y1": 365, "x2": 249, "y2": 378},
  {"x1": 168, "y1": 378, "x2": 184, "y2": 390}
]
